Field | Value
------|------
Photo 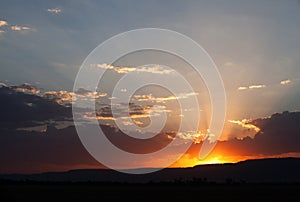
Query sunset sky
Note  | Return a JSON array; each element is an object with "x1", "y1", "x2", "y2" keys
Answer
[{"x1": 0, "y1": 0, "x2": 300, "y2": 173}]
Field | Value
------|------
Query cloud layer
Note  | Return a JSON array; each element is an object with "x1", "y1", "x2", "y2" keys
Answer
[
  {"x1": 0, "y1": 84, "x2": 299, "y2": 173},
  {"x1": 47, "y1": 8, "x2": 62, "y2": 13},
  {"x1": 97, "y1": 64, "x2": 175, "y2": 75},
  {"x1": 0, "y1": 20, "x2": 7, "y2": 26}
]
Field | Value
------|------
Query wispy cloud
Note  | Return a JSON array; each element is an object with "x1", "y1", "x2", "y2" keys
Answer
[
  {"x1": 223, "y1": 61, "x2": 234, "y2": 67},
  {"x1": 248, "y1": 85, "x2": 266, "y2": 89},
  {"x1": 84, "y1": 113, "x2": 116, "y2": 121},
  {"x1": 238, "y1": 84, "x2": 266, "y2": 90},
  {"x1": 83, "y1": 103, "x2": 171, "y2": 127},
  {"x1": 280, "y1": 79, "x2": 291, "y2": 85},
  {"x1": 44, "y1": 91, "x2": 73, "y2": 105},
  {"x1": 44, "y1": 88, "x2": 107, "y2": 106},
  {"x1": 238, "y1": 86, "x2": 248, "y2": 90},
  {"x1": 0, "y1": 20, "x2": 8, "y2": 27},
  {"x1": 11, "y1": 25, "x2": 30, "y2": 31},
  {"x1": 0, "y1": 82, "x2": 7, "y2": 87},
  {"x1": 47, "y1": 8, "x2": 62, "y2": 13},
  {"x1": 12, "y1": 83, "x2": 40, "y2": 94},
  {"x1": 228, "y1": 119, "x2": 260, "y2": 133},
  {"x1": 97, "y1": 64, "x2": 174, "y2": 75},
  {"x1": 176, "y1": 131, "x2": 207, "y2": 143},
  {"x1": 74, "y1": 88, "x2": 107, "y2": 99},
  {"x1": 133, "y1": 92, "x2": 198, "y2": 103},
  {"x1": 239, "y1": 79, "x2": 292, "y2": 91}
]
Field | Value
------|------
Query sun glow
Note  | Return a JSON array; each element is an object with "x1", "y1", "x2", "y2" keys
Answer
[
  {"x1": 197, "y1": 156, "x2": 226, "y2": 165},
  {"x1": 171, "y1": 153, "x2": 231, "y2": 168}
]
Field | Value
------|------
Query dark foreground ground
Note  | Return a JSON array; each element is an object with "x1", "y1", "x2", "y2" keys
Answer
[
  {"x1": 1, "y1": 182, "x2": 299, "y2": 202},
  {"x1": 1, "y1": 159, "x2": 300, "y2": 201}
]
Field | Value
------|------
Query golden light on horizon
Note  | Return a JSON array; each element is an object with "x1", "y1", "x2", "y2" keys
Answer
[{"x1": 197, "y1": 156, "x2": 226, "y2": 165}]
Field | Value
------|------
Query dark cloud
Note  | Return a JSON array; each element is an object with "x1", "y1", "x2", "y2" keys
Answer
[
  {"x1": 0, "y1": 84, "x2": 299, "y2": 173},
  {"x1": 212, "y1": 111, "x2": 300, "y2": 156},
  {"x1": 0, "y1": 125, "x2": 101, "y2": 174},
  {"x1": 250, "y1": 111, "x2": 300, "y2": 155},
  {"x1": 0, "y1": 85, "x2": 71, "y2": 129},
  {"x1": 0, "y1": 84, "x2": 173, "y2": 173},
  {"x1": 0, "y1": 84, "x2": 102, "y2": 173}
]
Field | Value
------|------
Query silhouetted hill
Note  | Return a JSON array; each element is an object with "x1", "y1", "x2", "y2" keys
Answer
[{"x1": 1, "y1": 158, "x2": 300, "y2": 183}]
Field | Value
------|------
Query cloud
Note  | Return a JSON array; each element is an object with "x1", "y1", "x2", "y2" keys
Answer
[
  {"x1": 219, "y1": 111, "x2": 300, "y2": 156},
  {"x1": 0, "y1": 125, "x2": 101, "y2": 173},
  {"x1": 1, "y1": 83, "x2": 300, "y2": 173},
  {"x1": 178, "y1": 111, "x2": 300, "y2": 165},
  {"x1": 239, "y1": 79, "x2": 291, "y2": 91},
  {"x1": 122, "y1": 121, "x2": 134, "y2": 126},
  {"x1": 44, "y1": 90, "x2": 73, "y2": 105},
  {"x1": 0, "y1": 82, "x2": 7, "y2": 87},
  {"x1": 84, "y1": 113, "x2": 116, "y2": 121},
  {"x1": 238, "y1": 84, "x2": 266, "y2": 90},
  {"x1": 223, "y1": 62, "x2": 234, "y2": 67},
  {"x1": 74, "y1": 88, "x2": 107, "y2": 99},
  {"x1": 47, "y1": 8, "x2": 62, "y2": 13},
  {"x1": 0, "y1": 20, "x2": 8, "y2": 26},
  {"x1": 133, "y1": 92, "x2": 198, "y2": 103},
  {"x1": 238, "y1": 86, "x2": 248, "y2": 90},
  {"x1": 11, "y1": 25, "x2": 30, "y2": 31},
  {"x1": 228, "y1": 119, "x2": 260, "y2": 133},
  {"x1": 0, "y1": 84, "x2": 72, "y2": 125},
  {"x1": 97, "y1": 64, "x2": 174, "y2": 75},
  {"x1": 280, "y1": 79, "x2": 291, "y2": 85},
  {"x1": 78, "y1": 101, "x2": 172, "y2": 130},
  {"x1": 0, "y1": 84, "x2": 172, "y2": 173},
  {"x1": 44, "y1": 88, "x2": 107, "y2": 106},
  {"x1": 12, "y1": 83, "x2": 40, "y2": 94},
  {"x1": 91, "y1": 103, "x2": 171, "y2": 124},
  {"x1": 248, "y1": 84, "x2": 266, "y2": 89},
  {"x1": 176, "y1": 131, "x2": 207, "y2": 144}
]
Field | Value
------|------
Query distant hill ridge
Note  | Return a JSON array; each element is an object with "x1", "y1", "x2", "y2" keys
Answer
[{"x1": 1, "y1": 158, "x2": 300, "y2": 183}]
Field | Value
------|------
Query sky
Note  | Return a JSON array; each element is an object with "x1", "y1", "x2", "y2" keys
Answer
[
  {"x1": 1, "y1": 0, "x2": 300, "y2": 119},
  {"x1": 0, "y1": 0, "x2": 300, "y2": 173}
]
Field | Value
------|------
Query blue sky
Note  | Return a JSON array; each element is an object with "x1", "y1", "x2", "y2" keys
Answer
[{"x1": 0, "y1": 0, "x2": 300, "y2": 119}]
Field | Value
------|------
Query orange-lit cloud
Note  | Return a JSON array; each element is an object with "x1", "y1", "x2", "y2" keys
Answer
[
  {"x1": 228, "y1": 119, "x2": 260, "y2": 133},
  {"x1": 0, "y1": 20, "x2": 8, "y2": 26},
  {"x1": 74, "y1": 88, "x2": 107, "y2": 99},
  {"x1": 176, "y1": 131, "x2": 206, "y2": 144},
  {"x1": 12, "y1": 83, "x2": 40, "y2": 94},
  {"x1": 133, "y1": 92, "x2": 198, "y2": 103},
  {"x1": 2, "y1": 83, "x2": 300, "y2": 172},
  {"x1": 84, "y1": 114, "x2": 117, "y2": 121},
  {"x1": 280, "y1": 79, "x2": 291, "y2": 85},
  {"x1": 44, "y1": 90, "x2": 73, "y2": 105},
  {"x1": 44, "y1": 89, "x2": 107, "y2": 106},
  {"x1": 238, "y1": 84, "x2": 266, "y2": 90},
  {"x1": 11, "y1": 25, "x2": 30, "y2": 31},
  {"x1": 79, "y1": 103, "x2": 174, "y2": 132},
  {"x1": 249, "y1": 84, "x2": 266, "y2": 89},
  {"x1": 97, "y1": 63, "x2": 174, "y2": 74},
  {"x1": 47, "y1": 8, "x2": 62, "y2": 13},
  {"x1": 83, "y1": 103, "x2": 170, "y2": 125},
  {"x1": 172, "y1": 138, "x2": 300, "y2": 168},
  {"x1": 238, "y1": 86, "x2": 248, "y2": 90},
  {"x1": 17, "y1": 125, "x2": 47, "y2": 133}
]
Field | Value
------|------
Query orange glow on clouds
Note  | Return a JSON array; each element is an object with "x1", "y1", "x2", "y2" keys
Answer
[
  {"x1": 170, "y1": 141, "x2": 300, "y2": 168},
  {"x1": 171, "y1": 154, "x2": 228, "y2": 168}
]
